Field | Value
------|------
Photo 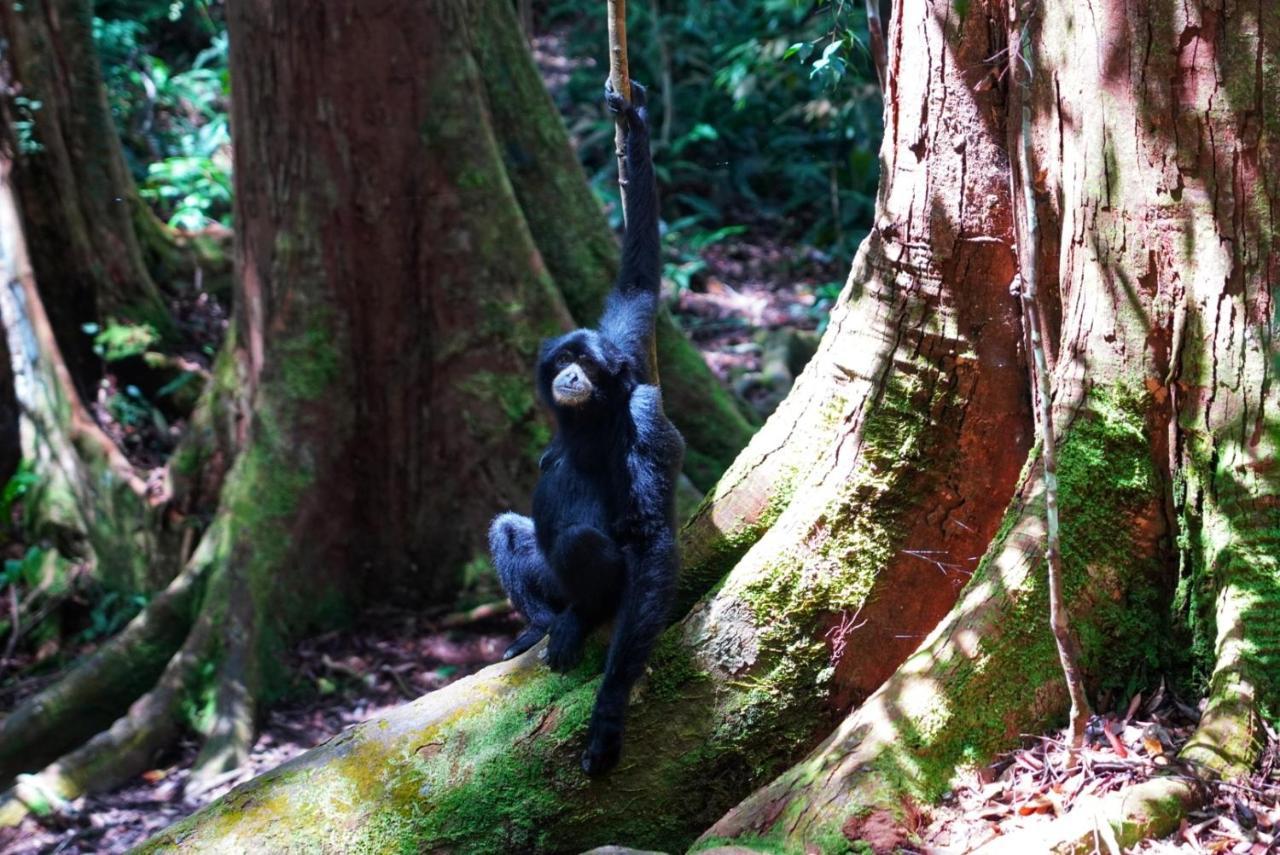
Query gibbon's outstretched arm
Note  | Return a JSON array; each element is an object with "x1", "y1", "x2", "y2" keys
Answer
[{"x1": 599, "y1": 79, "x2": 660, "y2": 383}]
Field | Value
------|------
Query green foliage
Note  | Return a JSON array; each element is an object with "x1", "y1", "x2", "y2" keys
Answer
[
  {"x1": 107, "y1": 384, "x2": 170, "y2": 433},
  {"x1": 11, "y1": 95, "x2": 44, "y2": 154},
  {"x1": 84, "y1": 319, "x2": 159, "y2": 362},
  {"x1": 0, "y1": 460, "x2": 40, "y2": 524},
  {"x1": 544, "y1": 0, "x2": 882, "y2": 260},
  {"x1": 93, "y1": 1, "x2": 232, "y2": 228},
  {"x1": 77, "y1": 589, "x2": 150, "y2": 642},
  {"x1": 1, "y1": 545, "x2": 47, "y2": 592}
]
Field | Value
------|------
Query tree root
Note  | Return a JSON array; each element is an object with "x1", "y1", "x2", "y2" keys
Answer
[
  {"x1": 703, "y1": 393, "x2": 1170, "y2": 850},
  {"x1": 188, "y1": 560, "x2": 259, "y2": 793},
  {"x1": 974, "y1": 576, "x2": 1266, "y2": 854},
  {"x1": 0, "y1": 592, "x2": 217, "y2": 826},
  {"x1": 0, "y1": 545, "x2": 213, "y2": 785}
]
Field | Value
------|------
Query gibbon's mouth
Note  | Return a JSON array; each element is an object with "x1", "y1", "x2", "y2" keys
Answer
[{"x1": 552, "y1": 365, "x2": 593, "y2": 406}]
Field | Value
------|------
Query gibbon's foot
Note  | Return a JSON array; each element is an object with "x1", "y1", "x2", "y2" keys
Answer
[
  {"x1": 581, "y1": 716, "x2": 623, "y2": 775},
  {"x1": 502, "y1": 625, "x2": 545, "y2": 661},
  {"x1": 545, "y1": 611, "x2": 585, "y2": 673}
]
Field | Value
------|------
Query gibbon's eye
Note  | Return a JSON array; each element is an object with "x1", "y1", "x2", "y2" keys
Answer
[{"x1": 555, "y1": 352, "x2": 574, "y2": 370}]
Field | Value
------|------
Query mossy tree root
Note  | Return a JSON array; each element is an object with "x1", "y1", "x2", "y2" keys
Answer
[
  {"x1": 972, "y1": 777, "x2": 1204, "y2": 855},
  {"x1": 0, "y1": 584, "x2": 218, "y2": 827},
  {"x1": 0, "y1": 542, "x2": 212, "y2": 786},
  {"x1": 0, "y1": 517, "x2": 233, "y2": 827},
  {"x1": 975, "y1": 566, "x2": 1271, "y2": 855},
  {"x1": 701, "y1": 390, "x2": 1170, "y2": 851},
  {"x1": 188, "y1": 557, "x2": 260, "y2": 794}
]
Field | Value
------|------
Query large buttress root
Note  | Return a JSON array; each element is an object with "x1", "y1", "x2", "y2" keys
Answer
[
  {"x1": 702, "y1": 389, "x2": 1170, "y2": 849},
  {"x1": 975, "y1": 542, "x2": 1277, "y2": 855},
  {"x1": 0, "y1": 552, "x2": 210, "y2": 785},
  {"x1": 0, "y1": 519, "x2": 230, "y2": 825}
]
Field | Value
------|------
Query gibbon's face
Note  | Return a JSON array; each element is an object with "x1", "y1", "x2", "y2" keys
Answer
[{"x1": 537, "y1": 330, "x2": 628, "y2": 411}]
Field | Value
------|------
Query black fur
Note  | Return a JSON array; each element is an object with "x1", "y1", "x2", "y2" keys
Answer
[{"x1": 488, "y1": 79, "x2": 683, "y2": 776}]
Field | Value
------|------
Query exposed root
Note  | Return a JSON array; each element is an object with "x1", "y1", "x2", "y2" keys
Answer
[
  {"x1": 0, "y1": 546, "x2": 213, "y2": 785},
  {"x1": 973, "y1": 775, "x2": 1204, "y2": 855},
  {"x1": 703, "y1": 392, "x2": 1168, "y2": 849},
  {"x1": 974, "y1": 577, "x2": 1266, "y2": 854},
  {"x1": 0, "y1": 596, "x2": 217, "y2": 826},
  {"x1": 188, "y1": 562, "x2": 259, "y2": 793}
]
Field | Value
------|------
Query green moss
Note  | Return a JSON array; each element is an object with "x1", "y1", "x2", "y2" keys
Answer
[
  {"x1": 645, "y1": 632, "x2": 711, "y2": 704},
  {"x1": 656, "y1": 316, "x2": 760, "y2": 489},
  {"x1": 457, "y1": 370, "x2": 549, "y2": 464},
  {"x1": 274, "y1": 310, "x2": 342, "y2": 402},
  {"x1": 354, "y1": 664, "x2": 603, "y2": 853},
  {"x1": 739, "y1": 370, "x2": 943, "y2": 640},
  {"x1": 845, "y1": 384, "x2": 1165, "y2": 813},
  {"x1": 690, "y1": 834, "x2": 791, "y2": 854}
]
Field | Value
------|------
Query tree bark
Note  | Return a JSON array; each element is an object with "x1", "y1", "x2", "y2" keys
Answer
[
  {"x1": 0, "y1": 0, "x2": 755, "y2": 814},
  {"x1": 140, "y1": 0, "x2": 1277, "y2": 852},
  {"x1": 0, "y1": 0, "x2": 173, "y2": 392}
]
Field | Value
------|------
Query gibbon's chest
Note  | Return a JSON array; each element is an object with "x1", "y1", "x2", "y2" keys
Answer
[{"x1": 532, "y1": 440, "x2": 633, "y2": 537}]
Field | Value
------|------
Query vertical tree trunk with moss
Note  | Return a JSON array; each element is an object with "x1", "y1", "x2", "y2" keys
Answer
[
  {"x1": 0, "y1": 0, "x2": 174, "y2": 392},
  {"x1": 705, "y1": 0, "x2": 1279, "y2": 848},
  {"x1": 138, "y1": 1, "x2": 1277, "y2": 853},
  {"x1": 0, "y1": 0, "x2": 757, "y2": 817}
]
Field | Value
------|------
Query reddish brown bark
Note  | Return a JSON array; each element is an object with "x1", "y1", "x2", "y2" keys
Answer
[
  {"x1": 0, "y1": 0, "x2": 172, "y2": 392},
  {"x1": 222, "y1": 0, "x2": 577, "y2": 607}
]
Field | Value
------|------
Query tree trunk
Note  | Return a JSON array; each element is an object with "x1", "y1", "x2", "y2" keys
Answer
[
  {"x1": 472, "y1": 0, "x2": 759, "y2": 490},
  {"x1": 0, "y1": 0, "x2": 755, "y2": 816},
  {"x1": 138, "y1": 0, "x2": 1277, "y2": 852},
  {"x1": 0, "y1": 0, "x2": 174, "y2": 392},
  {"x1": 704, "y1": 0, "x2": 1279, "y2": 848}
]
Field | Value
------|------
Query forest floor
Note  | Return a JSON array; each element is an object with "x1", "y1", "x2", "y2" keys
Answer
[{"x1": 0, "y1": 607, "x2": 523, "y2": 854}]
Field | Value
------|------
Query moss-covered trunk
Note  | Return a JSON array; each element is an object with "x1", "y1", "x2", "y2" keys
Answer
[
  {"x1": 138, "y1": 3, "x2": 1038, "y2": 846},
  {"x1": 471, "y1": 0, "x2": 757, "y2": 489},
  {"x1": 703, "y1": 0, "x2": 1280, "y2": 849},
  {"x1": 0, "y1": 0, "x2": 175, "y2": 392},
  {"x1": 0, "y1": 156, "x2": 164, "y2": 596}
]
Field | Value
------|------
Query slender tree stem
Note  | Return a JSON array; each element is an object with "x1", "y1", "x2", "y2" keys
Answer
[
  {"x1": 865, "y1": 0, "x2": 888, "y2": 90},
  {"x1": 1006, "y1": 0, "x2": 1091, "y2": 764},
  {"x1": 607, "y1": 0, "x2": 631, "y2": 225}
]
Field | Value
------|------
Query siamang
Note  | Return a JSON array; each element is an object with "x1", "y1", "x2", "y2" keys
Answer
[{"x1": 488, "y1": 79, "x2": 683, "y2": 776}]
